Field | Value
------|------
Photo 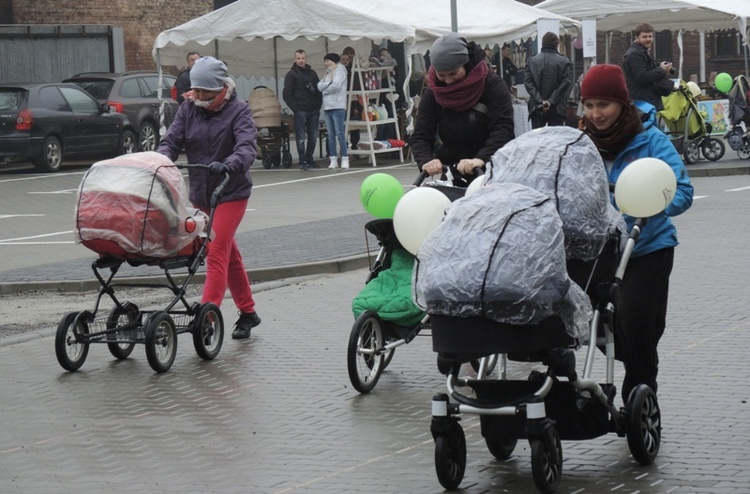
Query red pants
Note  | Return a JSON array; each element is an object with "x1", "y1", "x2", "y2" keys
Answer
[{"x1": 199, "y1": 199, "x2": 255, "y2": 314}]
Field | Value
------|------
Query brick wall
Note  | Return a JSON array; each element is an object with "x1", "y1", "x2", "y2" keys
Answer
[{"x1": 11, "y1": 0, "x2": 212, "y2": 71}]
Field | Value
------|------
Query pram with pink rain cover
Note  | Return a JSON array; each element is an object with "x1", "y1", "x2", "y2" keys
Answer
[{"x1": 55, "y1": 151, "x2": 230, "y2": 374}]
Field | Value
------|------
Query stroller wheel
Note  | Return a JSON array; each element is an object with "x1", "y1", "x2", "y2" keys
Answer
[
  {"x1": 626, "y1": 384, "x2": 661, "y2": 465},
  {"x1": 106, "y1": 302, "x2": 139, "y2": 360},
  {"x1": 347, "y1": 310, "x2": 386, "y2": 393},
  {"x1": 281, "y1": 150, "x2": 293, "y2": 168},
  {"x1": 55, "y1": 312, "x2": 90, "y2": 372},
  {"x1": 271, "y1": 152, "x2": 281, "y2": 168},
  {"x1": 530, "y1": 426, "x2": 563, "y2": 494},
  {"x1": 701, "y1": 137, "x2": 725, "y2": 161},
  {"x1": 434, "y1": 418, "x2": 466, "y2": 490},
  {"x1": 261, "y1": 152, "x2": 272, "y2": 169},
  {"x1": 192, "y1": 303, "x2": 224, "y2": 360},
  {"x1": 683, "y1": 140, "x2": 700, "y2": 164},
  {"x1": 738, "y1": 144, "x2": 750, "y2": 160},
  {"x1": 486, "y1": 435, "x2": 518, "y2": 460},
  {"x1": 144, "y1": 311, "x2": 178, "y2": 373}
]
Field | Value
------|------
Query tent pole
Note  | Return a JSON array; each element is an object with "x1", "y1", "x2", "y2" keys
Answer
[
  {"x1": 274, "y1": 37, "x2": 280, "y2": 98},
  {"x1": 451, "y1": 0, "x2": 457, "y2": 32}
]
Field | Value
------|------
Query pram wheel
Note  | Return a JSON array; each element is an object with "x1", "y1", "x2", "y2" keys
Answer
[
  {"x1": 347, "y1": 310, "x2": 386, "y2": 393},
  {"x1": 530, "y1": 426, "x2": 563, "y2": 494},
  {"x1": 701, "y1": 137, "x2": 725, "y2": 161},
  {"x1": 192, "y1": 303, "x2": 224, "y2": 360},
  {"x1": 106, "y1": 302, "x2": 139, "y2": 360},
  {"x1": 261, "y1": 152, "x2": 272, "y2": 169},
  {"x1": 683, "y1": 140, "x2": 700, "y2": 164},
  {"x1": 434, "y1": 418, "x2": 466, "y2": 490},
  {"x1": 55, "y1": 312, "x2": 90, "y2": 372},
  {"x1": 738, "y1": 144, "x2": 750, "y2": 160},
  {"x1": 144, "y1": 311, "x2": 178, "y2": 373},
  {"x1": 281, "y1": 150, "x2": 293, "y2": 169},
  {"x1": 626, "y1": 384, "x2": 661, "y2": 465},
  {"x1": 486, "y1": 435, "x2": 518, "y2": 460},
  {"x1": 271, "y1": 152, "x2": 281, "y2": 168}
]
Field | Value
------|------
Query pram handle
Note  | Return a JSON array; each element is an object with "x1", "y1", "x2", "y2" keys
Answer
[
  {"x1": 177, "y1": 164, "x2": 232, "y2": 209},
  {"x1": 413, "y1": 165, "x2": 484, "y2": 187}
]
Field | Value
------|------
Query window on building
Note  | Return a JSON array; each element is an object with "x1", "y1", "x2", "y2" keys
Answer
[{"x1": 715, "y1": 31, "x2": 739, "y2": 56}]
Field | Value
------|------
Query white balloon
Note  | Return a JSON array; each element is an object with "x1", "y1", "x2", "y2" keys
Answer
[
  {"x1": 393, "y1": 187, "x2": 452, "y2": 255},
  {"x1": 464, "y1": 175, "x2": 486, "y2": 198},
  {"x1": 614, "y1": 158, "x2": 677, "y2": 218}
]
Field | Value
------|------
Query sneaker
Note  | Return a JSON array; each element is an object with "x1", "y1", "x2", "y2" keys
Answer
[
  {"x1": 341, "y1": 157, "x2": 350, "y2": 169},
  {"x1": 299, "y1": 164, "x2": 309, "y2": 171},
  {"x1": 307, "y1": 159, "x2": 320, "y2": 169},
  {"x1": 231, "y1": 311, "x2": 261, "y2": 339}
]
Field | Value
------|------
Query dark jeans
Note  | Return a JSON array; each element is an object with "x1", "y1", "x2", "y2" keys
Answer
[
  {"x1": 530, "y1": 109, "x2": 566, "y2": 129},
  {"x1": 294, "y1": 109, "x2": 320, "y2": 164},
  {"x1": 615, "y1": 247, "x2": 674, "y2": 403}
]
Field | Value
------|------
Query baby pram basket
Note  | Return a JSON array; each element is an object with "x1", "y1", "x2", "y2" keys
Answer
[
  {"x1": 248, "y1": 86, "x2": 292, "y2": 169},
  {"x1": 723, "y1": 74, "x2": 750, "y2": 159},
  {"x1": 419, "y1": 128, "x2": 662, "y2": 493},
  {"x1": 56, "y1": 152, "x2": 230, "y2": 374},
  {"x1": 658, "y1": 80, "x2": 725, "y2": 164}
]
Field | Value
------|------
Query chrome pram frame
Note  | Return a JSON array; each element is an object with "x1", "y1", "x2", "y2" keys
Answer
[{"x1": 429, "y1": 217, "x2": 662, "y2": 494}]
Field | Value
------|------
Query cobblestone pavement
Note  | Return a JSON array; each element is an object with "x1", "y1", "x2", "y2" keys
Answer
[{"x1": 0, "y1": 175, "x2": 748, "y2": 493}]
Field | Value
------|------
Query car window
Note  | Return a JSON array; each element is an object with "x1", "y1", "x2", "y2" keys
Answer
[
  {"x1": 59, "y1": 87, "x2": 101, "y2": 113},
  {"x1": 140, "y1": 76, "x2": 160, "y2": 99},
  {"x1": 163, "y1": 76, "x2": 177, "y2": 99},
  {"x1": 39, "y1": 87, "x2": 70, "y2": 112},
  {"x1": 119, "y1": 78, "x2": 142, "y2": 98},
  {"x1": 0, "y1": 89, "x2": 28, "y2": 111},
  {"x1": 72, "y1": 80, "x2": 114, "y2": 101}
]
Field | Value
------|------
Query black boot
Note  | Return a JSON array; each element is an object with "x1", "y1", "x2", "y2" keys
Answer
[{"x1": 231, "y1": 311, "x2": 261, "y2": 339}]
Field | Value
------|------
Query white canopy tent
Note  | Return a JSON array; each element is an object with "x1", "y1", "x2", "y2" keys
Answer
[
  {"x1": 536, "y1": 0, "x2": 750, "y2": 77},
  {"x1": 152, "y1": 0, "x2": 416, "y2": 98},
  {"x1": 324, "y1": 0, "x2": 580, "y2": 55}
]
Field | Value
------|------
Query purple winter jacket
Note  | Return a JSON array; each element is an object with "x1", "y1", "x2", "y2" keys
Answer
[{"x1": 158, "y1": 93, "x2": 257, "y2": 208}]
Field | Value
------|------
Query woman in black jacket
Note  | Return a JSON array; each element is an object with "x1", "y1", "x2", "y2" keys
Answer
[{"x1": 410, "y1": 32, "x2": 515, "y2": 186}]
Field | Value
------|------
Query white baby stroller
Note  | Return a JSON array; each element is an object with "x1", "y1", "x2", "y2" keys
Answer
[{"x1": 415, "y1": 128, "x2": 670, "y2": 493}]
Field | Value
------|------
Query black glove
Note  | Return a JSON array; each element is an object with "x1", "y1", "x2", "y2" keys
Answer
[{"x1": 208, "y1": 161, "x2": 231, "y2": 175}]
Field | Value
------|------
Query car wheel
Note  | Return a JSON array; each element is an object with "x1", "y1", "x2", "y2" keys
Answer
[
  {"x1": 119, "y1": 129, "x2": 137, "y2": 156},
  {"x1": 31, "y1": 135, "x2": 63, "y2": 173},
  {"x1": 139, "y1": 121, "x2": 158, "y2": 151}
]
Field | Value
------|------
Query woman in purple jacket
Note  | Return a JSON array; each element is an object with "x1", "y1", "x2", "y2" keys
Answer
[{"x1": 158, "y1": 56, "x2": 260, "y2": 340}]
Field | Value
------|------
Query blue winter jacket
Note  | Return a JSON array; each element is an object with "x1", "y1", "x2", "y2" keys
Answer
[
  {"x1": 609, "y1": 101, "x2": 693, "y2": 257},
  {"x1": 158, "y1": 93, "x2": 257, "y2": 208}
]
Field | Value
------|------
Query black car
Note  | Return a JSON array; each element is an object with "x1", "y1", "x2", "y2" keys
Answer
[
  {"x1": 63, "y1": 71, "x2": 179, "y2": 152},
  {"x1": 0, "y1": 83, "x2": 137, "y2": 172}
]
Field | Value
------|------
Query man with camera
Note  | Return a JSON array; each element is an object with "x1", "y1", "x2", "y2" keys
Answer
[
  {"x1": 283, "y1": 49, "x2": 323, "y2": 170},
  {"x1": 623, "y1": 23, "x2": 674, "y2": 111}
]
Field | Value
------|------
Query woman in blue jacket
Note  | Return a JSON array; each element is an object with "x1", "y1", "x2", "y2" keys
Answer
[
  {"x1": 579, "y1": 64, "x2": 693, "y2": 405},
  {"x1": 159, "y1": 56, "x2": 261, "y2": 340}
]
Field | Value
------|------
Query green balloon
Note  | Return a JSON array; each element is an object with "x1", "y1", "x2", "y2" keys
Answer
[
  {"x1": 715, "y1": 72, "x2": 733, "y2": 93},
  {"x1": 360, "y1": 173, "x2": 404, "y2": 218}
]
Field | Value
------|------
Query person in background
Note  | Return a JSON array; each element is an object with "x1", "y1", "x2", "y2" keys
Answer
[
  {"x1": 340, "y1": 47, "x2": 361, "y2": 153},
  {"x1": 524, "y1": 32, "x2": 573, "y2": 128},
  {"x1": 484, "y1": 47, "x2": 494, "y2": 70},
  {"x1": 578, "y1": 64, "x2": 693, "y2": 404},
  {"x1": 410, "y1": 32, "x2": 515, "y2": 187},
  {"x1": 497, "y1": 44, "x2": 518, "y2": 89},
  {"x1": 622, "y1": 22, "x2": 674, "y2": 111},
  {"x1": 158, "y1": 56, "x2": 261, "y2": 340},
  {"x1": 283, "y1": 49, "x2": 322, "y2": 170},
  {"x1": 317, "y1": 52, "x2": 349, "y2": 169},
  {"x1": 174, "y1": 51, "x2": 201, "y2": 104}
]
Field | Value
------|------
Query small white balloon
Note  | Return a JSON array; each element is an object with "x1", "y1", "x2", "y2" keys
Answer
[
  {"x1": 393, "y1": 187, "x2": 452, "y2": 255},
  {"x1": 614, "y1": 158, "x2": 677, "y2": 218},
  {"x1": 464, "y1": 175, "x2": 486, "y2": 198}
]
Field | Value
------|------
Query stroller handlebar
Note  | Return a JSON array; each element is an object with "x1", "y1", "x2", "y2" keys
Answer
[{"x1": 413, "y1": 165, "x2": 484, "y2": 187}]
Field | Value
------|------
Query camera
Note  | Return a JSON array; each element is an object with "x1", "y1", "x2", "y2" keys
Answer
[{"x1": 669, "y1": 67, "x2": 676, "y2": 75}]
